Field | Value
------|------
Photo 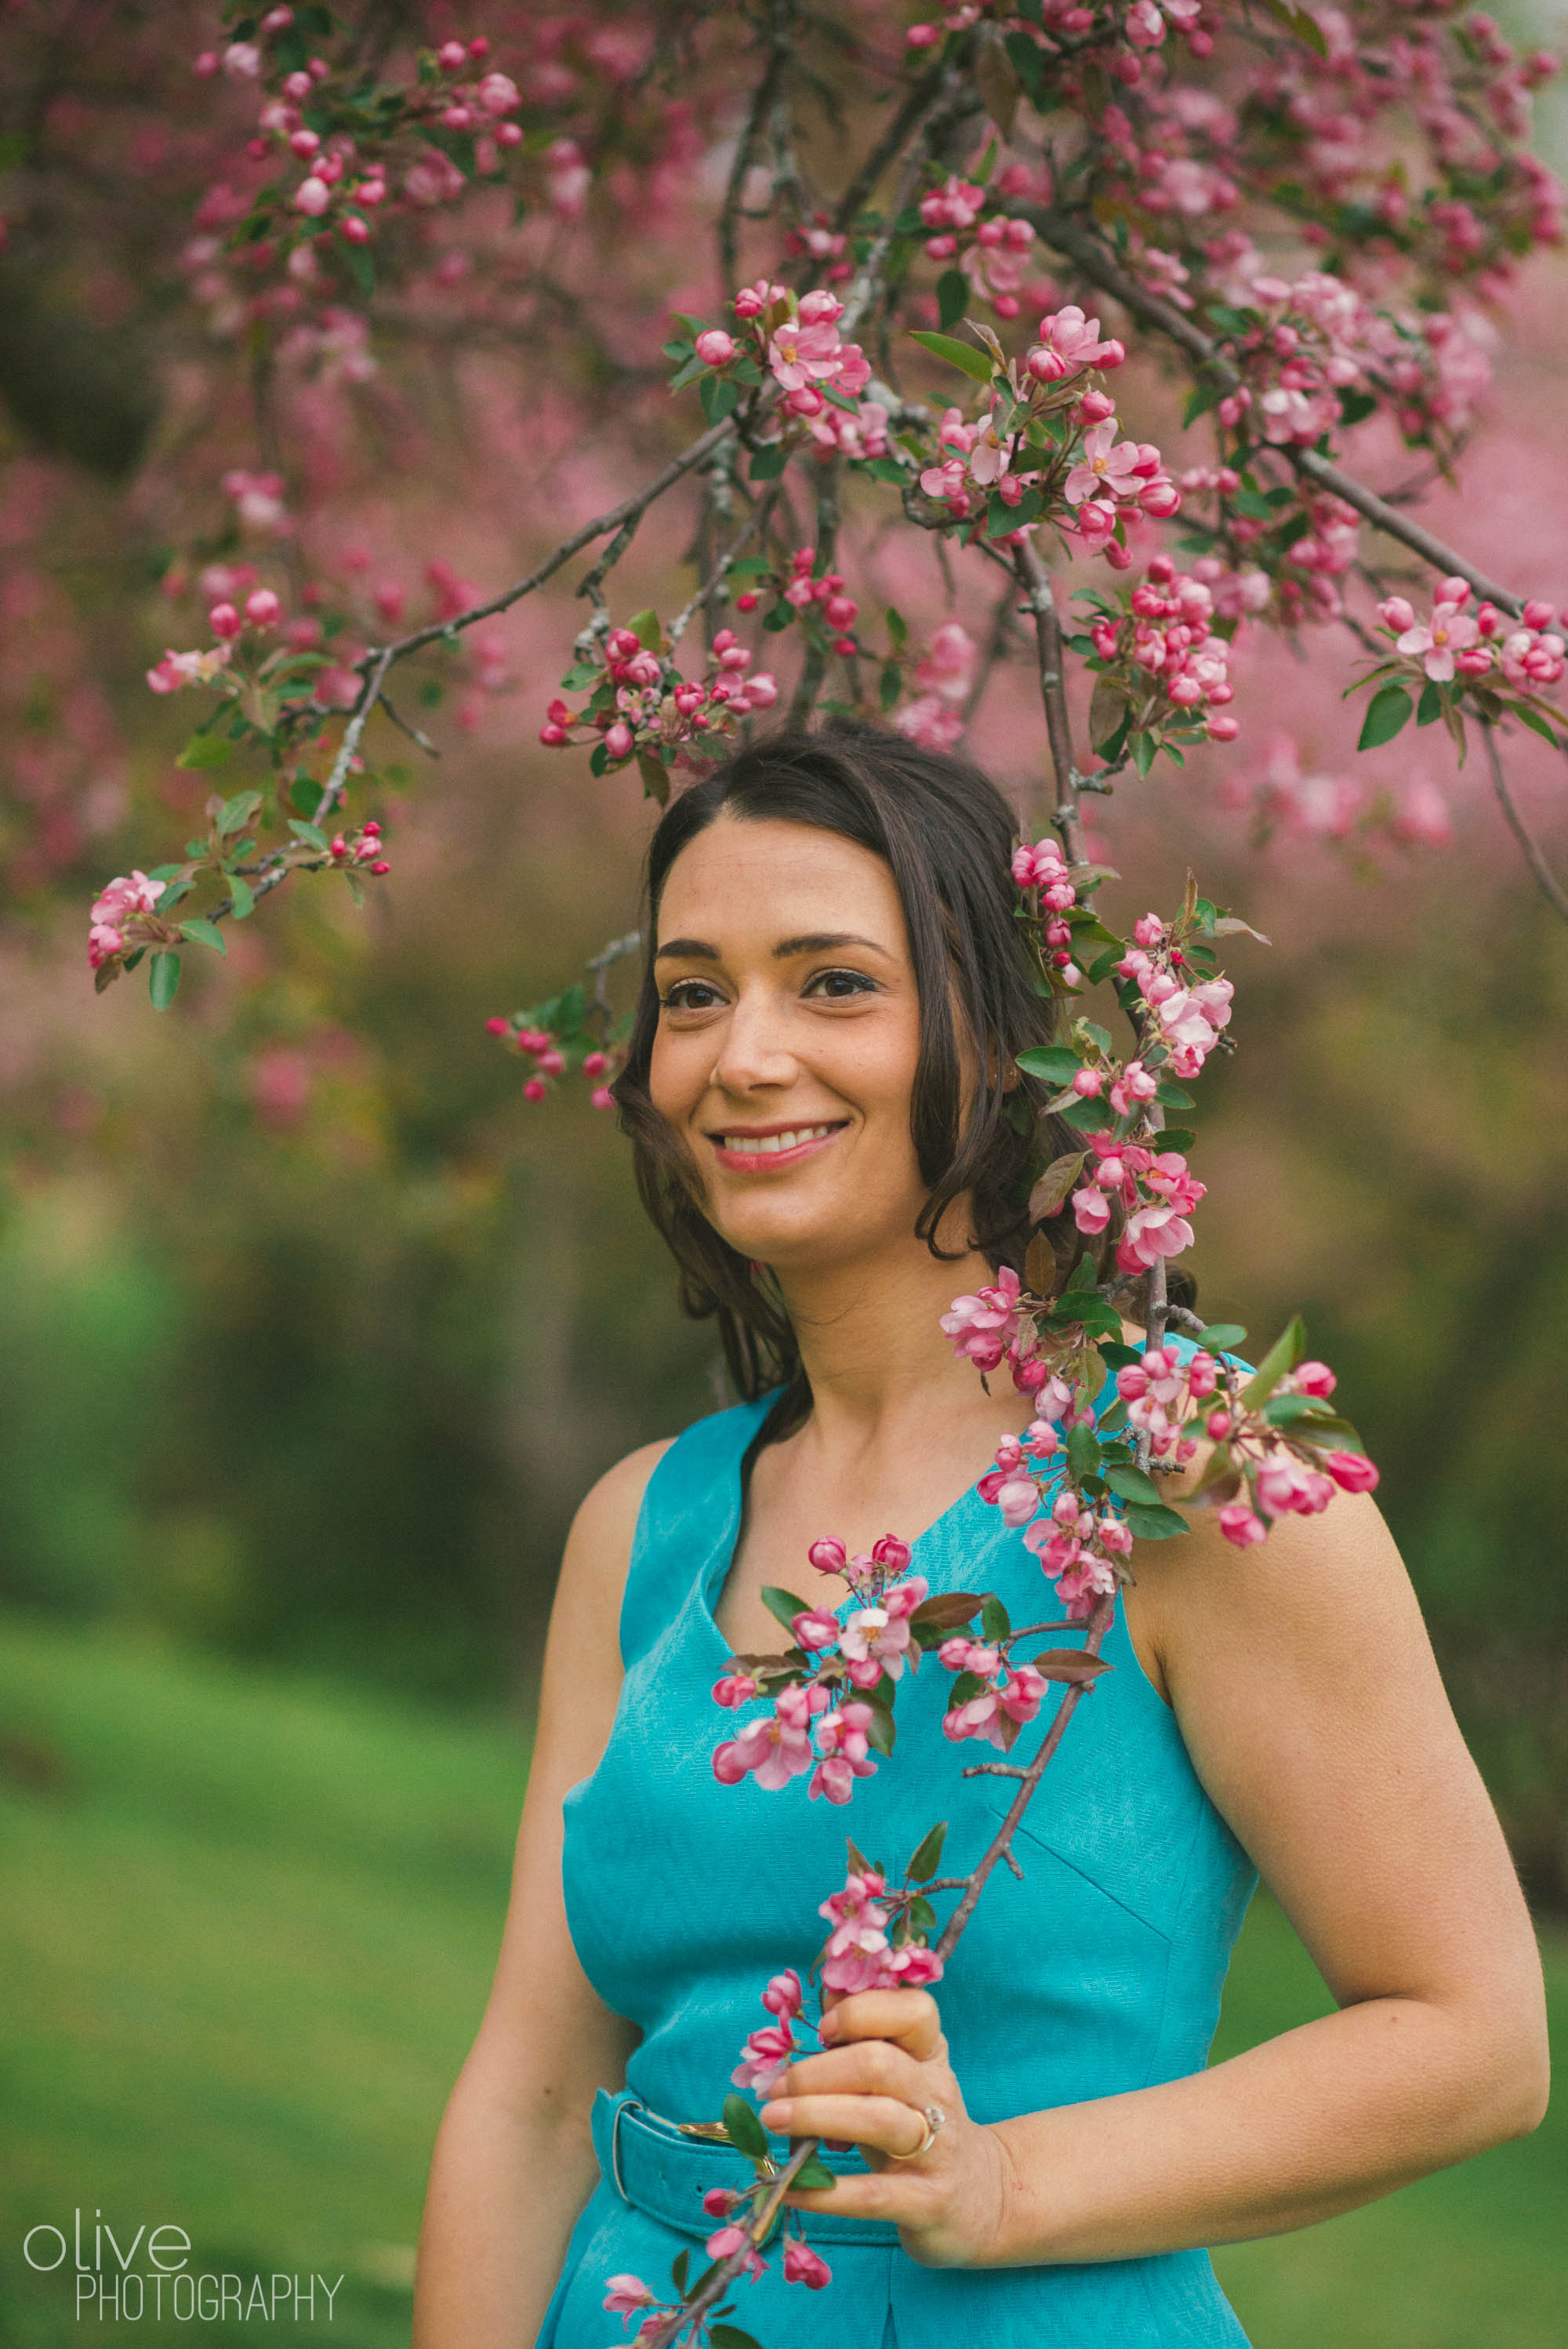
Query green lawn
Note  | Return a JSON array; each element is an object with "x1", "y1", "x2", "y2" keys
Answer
[{"x1": 1, "y1": 1610, "x2": 1560, "y2": 2347}]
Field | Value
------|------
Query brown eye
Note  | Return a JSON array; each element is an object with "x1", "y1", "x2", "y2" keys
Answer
[
  {"x1": 805, "y1": 968, "x2": 877, "y2": 999},
  {"x1": 659, "y1": 978, "x2": 725, "y2": 1012}
]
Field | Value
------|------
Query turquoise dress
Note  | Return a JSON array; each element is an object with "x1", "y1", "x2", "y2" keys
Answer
[{"x1": 543, "y1": 1339, "x2": 1258, "y2": 2348}]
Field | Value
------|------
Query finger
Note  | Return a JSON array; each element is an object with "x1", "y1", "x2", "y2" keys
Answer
[
  {"x1": 818, "y1": 1987, "x2": 943, "y2": 2062},
  {"x1": 758, "y1": 2093, "x2": 931, "y2": 2160},
  {"x1": 776, "y1": 2039, "x2": 931, "y2": 2104}
]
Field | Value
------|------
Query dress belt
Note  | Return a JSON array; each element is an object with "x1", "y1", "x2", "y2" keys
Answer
[{"x1": 590, "y1": 2087, "x2": 902, "y2": 2249}]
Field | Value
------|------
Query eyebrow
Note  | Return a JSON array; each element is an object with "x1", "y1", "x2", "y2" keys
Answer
[{"x1": 654, "y1": 931, "x2": 891, "y2": 961}]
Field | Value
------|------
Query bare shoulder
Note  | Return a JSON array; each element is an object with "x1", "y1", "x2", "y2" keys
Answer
[{"x1": 557, "y1": 1436, "x2": 678, "y2": 1616}]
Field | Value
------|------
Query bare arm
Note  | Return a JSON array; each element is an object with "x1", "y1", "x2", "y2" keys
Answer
[
  {"x1": 411, "y1": 1440, "x2": 670, "y2": 2349},
  {"x1": 764, "y1": 1489, "x2": 1550, "y2": 2266}
]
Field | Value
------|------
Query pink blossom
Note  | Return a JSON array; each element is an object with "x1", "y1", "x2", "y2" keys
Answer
[
  {"x1": 839, "y1": 1606, "x2": 913, "y2": 1679},
  {"x1": 1326, "y1": 1450, "x2": 1380, "y2": 1492},
  {"x1": 1065, "y1": 421, "x2": 1143, "y2": 505},
  {"x1": 732, "y1": 2020, "x2": 797, "y2": 2093},
  {"x1": 603, "y1": 2276, "x2": 655, "y2": 2315},
  {"x1": 1116, "y1": 1203, "x2": 1196, "y2": 1273},
  {"x1": 695, "y1": 329, "x2": 736, "y2": 367},
  {"x1": 783, "y1": 2238, "x2": 833, "y2": 2289},
  {"x1": 1396, "y1": 601, "x2": 1479, "y2": 681},
  {"x1": 791, "y1": 1607, "x2": 841, "y2": 1651},
  {"x1": 1071, "y1": 1185, "x2": 1112, "y2": 1236},
  {"x1": 1026, "y1": 305, "x2": 1124, "y2": 380},
  {"x1": 939, "y1": 1263, "x2": 1022, "y2": 1371},
  {"x1": 760, "y1": 1967, "x2": 804, "y2": 2018}
]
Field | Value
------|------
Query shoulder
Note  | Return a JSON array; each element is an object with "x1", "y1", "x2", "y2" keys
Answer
[{"x1": 559, "y1": 1438, "x2": 677, "y2": 1613}]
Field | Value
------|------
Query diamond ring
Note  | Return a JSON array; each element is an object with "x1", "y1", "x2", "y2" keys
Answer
[{"x1": 908, "y1": 2100, "x2": 946, "y2": 2158}]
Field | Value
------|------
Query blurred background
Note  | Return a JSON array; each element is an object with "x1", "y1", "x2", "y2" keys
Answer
[{"x1": 2, "y1": 3, "x2": 1565, "y2": 2344}]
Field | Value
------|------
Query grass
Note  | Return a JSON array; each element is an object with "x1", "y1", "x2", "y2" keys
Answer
[{"x1": 0, "y1": 1607, "x2": 1560, "y2": 2347}]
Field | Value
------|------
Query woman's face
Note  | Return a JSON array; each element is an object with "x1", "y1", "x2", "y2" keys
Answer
[{"x1": 648, "y1": 812, "x2": 944, "y2": 1274}]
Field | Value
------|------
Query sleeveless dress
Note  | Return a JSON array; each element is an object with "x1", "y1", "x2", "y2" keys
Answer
[{"x1": 542, "y1": 1334, "x2": 1258, "y2": 2349}]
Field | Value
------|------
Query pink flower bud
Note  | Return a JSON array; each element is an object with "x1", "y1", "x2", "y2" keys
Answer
[
  {"x1": 340, "y1": 214, "x2": 371, "y2": 243},
  {"x1": 808, "y1": 1537, "x2": 848, "y2": 1575},
  {"x1": 1376, "y1": 597, "x2": 1416, "y2": 633},
  {"x1": 1292, "y1": 1360, "x2": 1337, "y2": 1398},
  {"x1": 1218, "y1": 1501, "x2": 1268, "y2": 1548},
  {"x1": 522, "y1": 1077, "x2": 547, "y2": 1103},
  {"x1": 604, "y1": 721, "x2": 634, "y2": 760},
  {"x1": 906, "y1": 21, "x2": 940, "y2": 43},
  {"x1": 1206, "y1": 714, "x2": 1240, "y2": 742},
  {"x1": 1205, "y1": 1409, "x2": 1232, "y2": 1440},
  {"x1": 1071, "y1": 1067, "x2": 1103, "y2": 1097},
  {"x1": 695, "y1": 329, "x2": 736, "y2": 367},
  {"x1": 1326, "y1": 1450, "x2": 1379, "y2": 1492},
  {"x1": 1077, "y1": 388, "x2": 1116, "y2": 422},
  {"x1": 539, "y1": 723, "x2": 568, "y2": 746},
  {"x1": 208, "y1": 601, "x2": 241, "y2": 639},
  {"x1": 437, "y1": 39, "x2": 466, "y2": 69},
  {"x1": 1522, "y1": 597, "x2": 1556, "y2": 630},
  {"x1": 1437, "y1": 575, "x2": 1471, "y2": 607},
  {"x1": 245, "y1": 588, "x2": 280, "y2": 626}
]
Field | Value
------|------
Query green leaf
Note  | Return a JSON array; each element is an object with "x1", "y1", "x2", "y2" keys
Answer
[
  {"x1": 1155, "y1": 1126, "x2": 1196, "y2": 1153},
  {"x1": 671, "y1": 2249, "x2": 691, "y2": 2296},
  {"x1": 880, "y1": 663, "x2": 902, "y2": 713},
  {"x1": 1155, "y1": 1079, "x2": 1195, "y2": 1109},
  {"x1": 906, "y1": 1821, "x2": 948, "y2": 1883},
  {"x1": 1084, "y1": 944, "x2": 1123, "y2": 986},
  {"x1": 228, "y1": 874, "x2": 256, "y2": 922},
  {"x1": 216, "y1": 789, "x2": 264, "y2": 835},
  {"x1": 936, "y1": 269, "x2": 970, "y2": 330},
  {"x1": 1123, "y1": 1501, "x2": 1191, "y2": 1541},
  {"x1": 908, "y1": 329, "x2": 997, "y2": 383},
  {"x1": 750, "y1": 445, "x2": 788, "y2": 482},
  {"x1": 864, "y1": 1703, "x2": 897, "y2": 1758},
  {"x1": 340, "y1": 237, "x2": 375, "y2": 300},
  {"x1": 1240, "y1": 1314, "x2": 1306, "y2": 1410},
  {"x1": 761, "y1": 1586, "x2": 812, "y2": 1636},
  {"x1": 981, "y1": 1593, "x2": 1011, "y2": 1643},
  {"x1": 1058, "y1": 1096, "x2": 1112, "y2": 1134},
  {"x1": 1105, "y1": 1465, "x2": 1161, "y2": 1506},
  {"x1": 1016, "y1": 1045, "x2": 1083, "y2": 1084},
  {"x1": 179, "y1": 918, "x2": 227, "y2": 957},
  {"x1": 700, "y1": 374, "x2": 739, "y2": 424},
  {"x1": 1264, "y1": 1392, "x2": 1328, "y2": 1427},
  {"x1": 1066, "y1": 1421, "x2": 1102, "y2": 1482},
  {"x1": 1130, "y1": 731, "x2": 1156, "y2": 778},
  {"x1": 148, "y1": 949, "x2": 180, "y2": 1009},
  {"x1": 176, "y1": 732, "x2": 235, "y2": 772},
  {"x1": 909, "y1": 1590, "x2": 985, "y2": 1632},
  {"x1": 721, "y1": 2094, "x2": 770, "y2": 2162},
  {"x1": 1416, "y1": 680, "x2": 1443, "y2": 728},
  {"x1": 789, "y1": 2160, "x2": 837, "y2": 2194},
  {"x1": 1231, "y1": 489, "x2": 1275, "y2": 520},
  {"x1": 289, "y1": 819, "x2": 328, "y2": 849},
  {"x1": 1357, "y1": 684, "x2": 1413, "y2": 750},
  {"x1": 1509, "y1": 700, "x2": 1562, "y2": 749},
  {"x1": 1193, "y1": 1322, "x2": 1247, "y2": 1352}
]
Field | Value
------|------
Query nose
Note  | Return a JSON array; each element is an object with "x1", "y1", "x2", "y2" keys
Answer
[{"x1": 706, "y1": 983, "x2": 800, "y2": 1097}]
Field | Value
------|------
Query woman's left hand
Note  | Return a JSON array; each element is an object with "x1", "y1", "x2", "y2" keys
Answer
[{"x1": 760, "y1": 1986, "x2": 1011, "y2": 2268}]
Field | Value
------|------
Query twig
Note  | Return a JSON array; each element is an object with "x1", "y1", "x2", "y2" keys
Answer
[
  {"x1": 350, "y1": 417, "x2": 739, "y2": 677},
  {"x1": 667, "y1": 491, "x2": 778, "y2": 648},
  {"x1": 718, "y1": 2, "x2": 794, "y2": 295},
  {"x1": 376, "y1": 689, "x2": 440, "y2": 758},
  {"x1": 1482, "y1": 723, "x2": 1568, "y2": 921},
  {"x1": 1022, "y1": 208, "x2": 1530, "y2": 621},
  {"x1": 1013, "y1": 540, "x2": 1087, "y2": 859},
  {"x1": 315, "y1": 645, "x2": 394, "y2": 825},
  {"x1": 933, "y1": 1592, "x2": 1116, "y2": 1957}
]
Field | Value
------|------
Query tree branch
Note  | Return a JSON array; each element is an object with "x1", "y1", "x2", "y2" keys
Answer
[
  {"x1": 1014, "y1": 539, "x2": 1087, "y2": 858},
  {"x1": 1023, "y1": 208, "x2": 1530, "y2": 620},
  {"x1": 1482, "y1": 723, "x2": 1568, "y2": 921}
]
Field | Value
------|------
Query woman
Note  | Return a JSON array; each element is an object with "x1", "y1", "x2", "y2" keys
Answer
[{"x1": 412, "y1": 723, "x2": 1548, "y2": 2349}]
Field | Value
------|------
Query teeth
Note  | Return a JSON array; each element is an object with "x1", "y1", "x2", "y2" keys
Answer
[{"x1": 722, "y1": 1125, "x2": 835, "y2": 1154}]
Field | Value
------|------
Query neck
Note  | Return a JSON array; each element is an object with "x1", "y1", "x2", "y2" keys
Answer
[{"x1": 771, "y1": 1214, "x2": 1010, "y2": 1460}]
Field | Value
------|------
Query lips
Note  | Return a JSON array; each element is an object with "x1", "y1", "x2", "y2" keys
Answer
[{"x1": 707, "y1": 1120, "x2": 849, "y2": 1172}]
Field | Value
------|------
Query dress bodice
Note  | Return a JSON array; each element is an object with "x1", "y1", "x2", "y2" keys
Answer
[{"x1": 543, "y1": 1338, "x2": 1258, "y2": 2348}]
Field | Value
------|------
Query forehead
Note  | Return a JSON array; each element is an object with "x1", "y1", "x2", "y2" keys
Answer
[{"x1": 655, "y1": 814, "x2": 906, "y2": 945}]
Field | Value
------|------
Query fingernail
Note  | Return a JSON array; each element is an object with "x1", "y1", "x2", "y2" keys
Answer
[{"x1": 818, "y1": 2013, "x2": 839, "y2": 2040}]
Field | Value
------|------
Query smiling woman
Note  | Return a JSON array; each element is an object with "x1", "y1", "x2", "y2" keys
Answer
[
  {"x1": 614, "y1": 724, "x2": 1088, "y2": 1441},
  {"x1": 412, "y1": 721, "x2": 1548, "y2": 2349}
]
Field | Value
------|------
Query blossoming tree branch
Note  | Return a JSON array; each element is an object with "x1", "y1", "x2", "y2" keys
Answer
[{"x1": 57, "y1": 0, "x2": 1566, "y2": 2338}]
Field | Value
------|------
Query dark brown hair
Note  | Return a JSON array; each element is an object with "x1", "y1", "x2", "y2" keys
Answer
[{"x1": 612, "y1": 717, "x2": 1139, "y2": 1437}]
